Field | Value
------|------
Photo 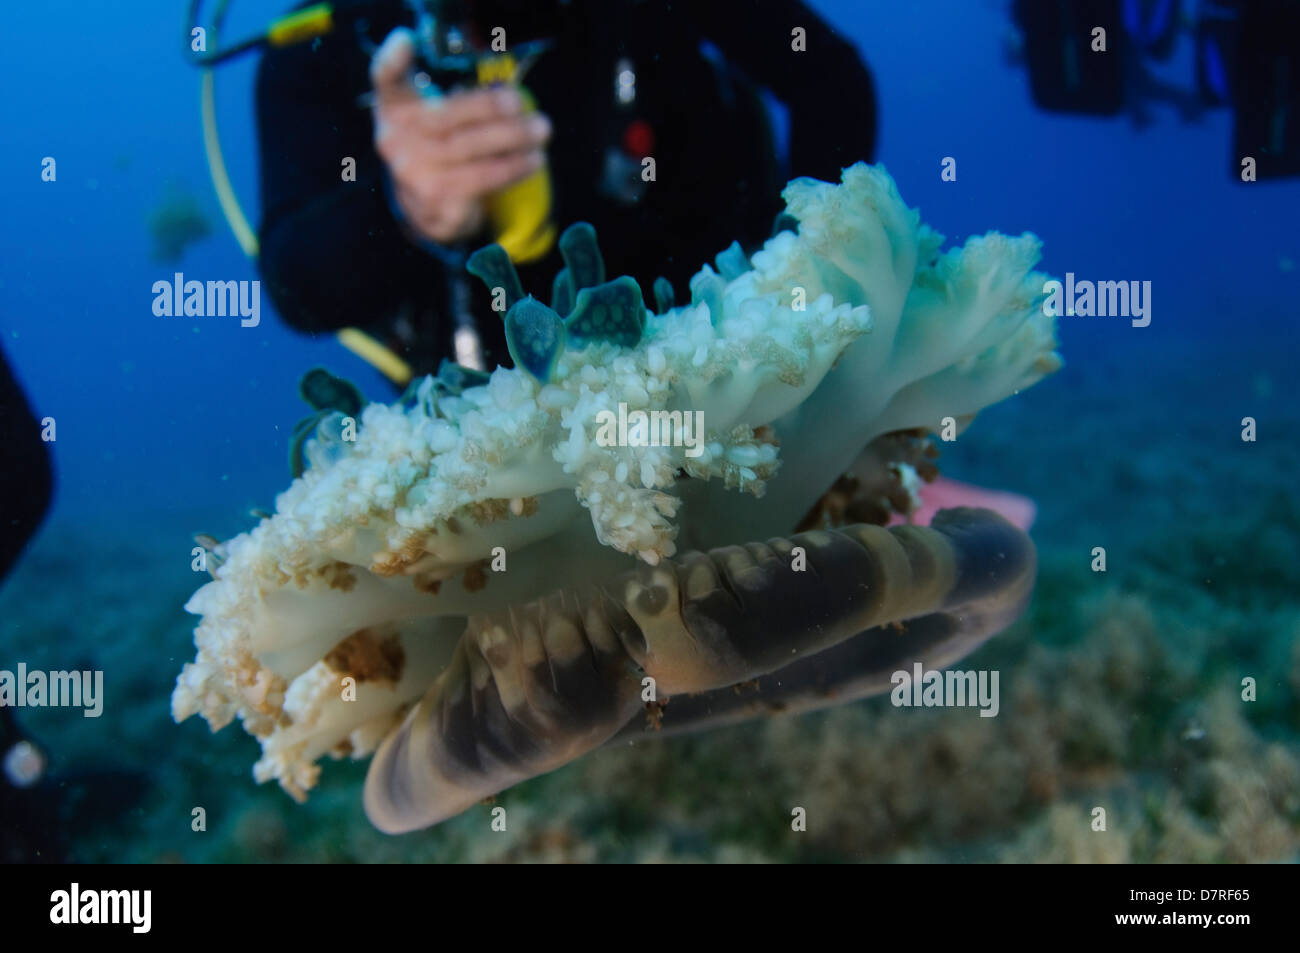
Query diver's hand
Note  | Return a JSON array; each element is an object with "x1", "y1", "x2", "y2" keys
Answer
[{"x1": 370, "y1": 28, "x2": 552, "y2": 246}]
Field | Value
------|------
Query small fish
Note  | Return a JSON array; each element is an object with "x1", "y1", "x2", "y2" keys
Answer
[
  {"x1": 194, "y1": 534, "x2": 226, "y2": 573},
  {"x1": 194, "y1": 534, "x2": 221, "y2": 551}
]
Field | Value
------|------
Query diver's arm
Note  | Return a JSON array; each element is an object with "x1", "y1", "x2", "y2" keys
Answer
[
  {"x1": 255, "y1": 31, "x2": 438, "y2": 333},
  {"x1": 688, "y1": 0, "x2": 879, "y2": 177}
]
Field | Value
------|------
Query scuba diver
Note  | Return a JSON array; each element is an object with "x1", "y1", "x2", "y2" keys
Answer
[
  {"x1": 1, "y1": 692, "x2": 149, "y2": 863},
  {"x1": 249, "y1": 0, "x2": 878, "y2": 387},
  {"x1": 0, "y1": 707, "x2": 64, "y2": 863},
  {"x1": 0, "y1": 345, "x2": 60, "y2": 862},
  {"x1": 1, "y1": 355, "x2": 147, "y2": 863},
  {"x1": 0, "y1": 349, "x2": 52, "y2": 585},
  {"x1": 1009, "y1": 0, "x2": 1300, "y2": 178}
]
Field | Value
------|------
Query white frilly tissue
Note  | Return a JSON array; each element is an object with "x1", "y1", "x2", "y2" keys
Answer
[{"x1": 172, "y1": 163, "x2": 1061, "y2": 800}]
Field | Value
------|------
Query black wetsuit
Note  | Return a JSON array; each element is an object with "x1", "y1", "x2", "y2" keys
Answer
[
  {"x1": 0, "y1": 347, "x2": 58, "y2": 861},
  {"x1": 0, "y1": 348, "x2": 52, "y2": 583},
  {"x1": 255, "y1": 0, "x2": 877, "y2": 379}
]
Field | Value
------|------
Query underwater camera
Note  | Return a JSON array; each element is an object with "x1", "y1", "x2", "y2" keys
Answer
[
  {"x1": 401, "y1": 0, "x2": 555, "y2": 93},
  {"x1": 1010, "y1": 0, "x2": 1300, "y2": 181}
]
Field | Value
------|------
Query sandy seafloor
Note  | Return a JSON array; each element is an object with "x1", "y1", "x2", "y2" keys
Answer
[{"x1": 2, "y1": 332, "x2": 1297, "y2": 864}]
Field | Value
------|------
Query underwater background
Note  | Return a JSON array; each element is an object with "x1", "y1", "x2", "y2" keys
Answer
[{"x1": 1, "y1": 0, "x2": 1297, "y2": 862}]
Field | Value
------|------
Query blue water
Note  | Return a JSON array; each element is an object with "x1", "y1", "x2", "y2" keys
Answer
[
  {"x1": 1, "y1": 0, "x2": 1297, "y2": 863},
  {"x1": 2, "y1": 0, "x2": 1295, "y2": 521}
]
